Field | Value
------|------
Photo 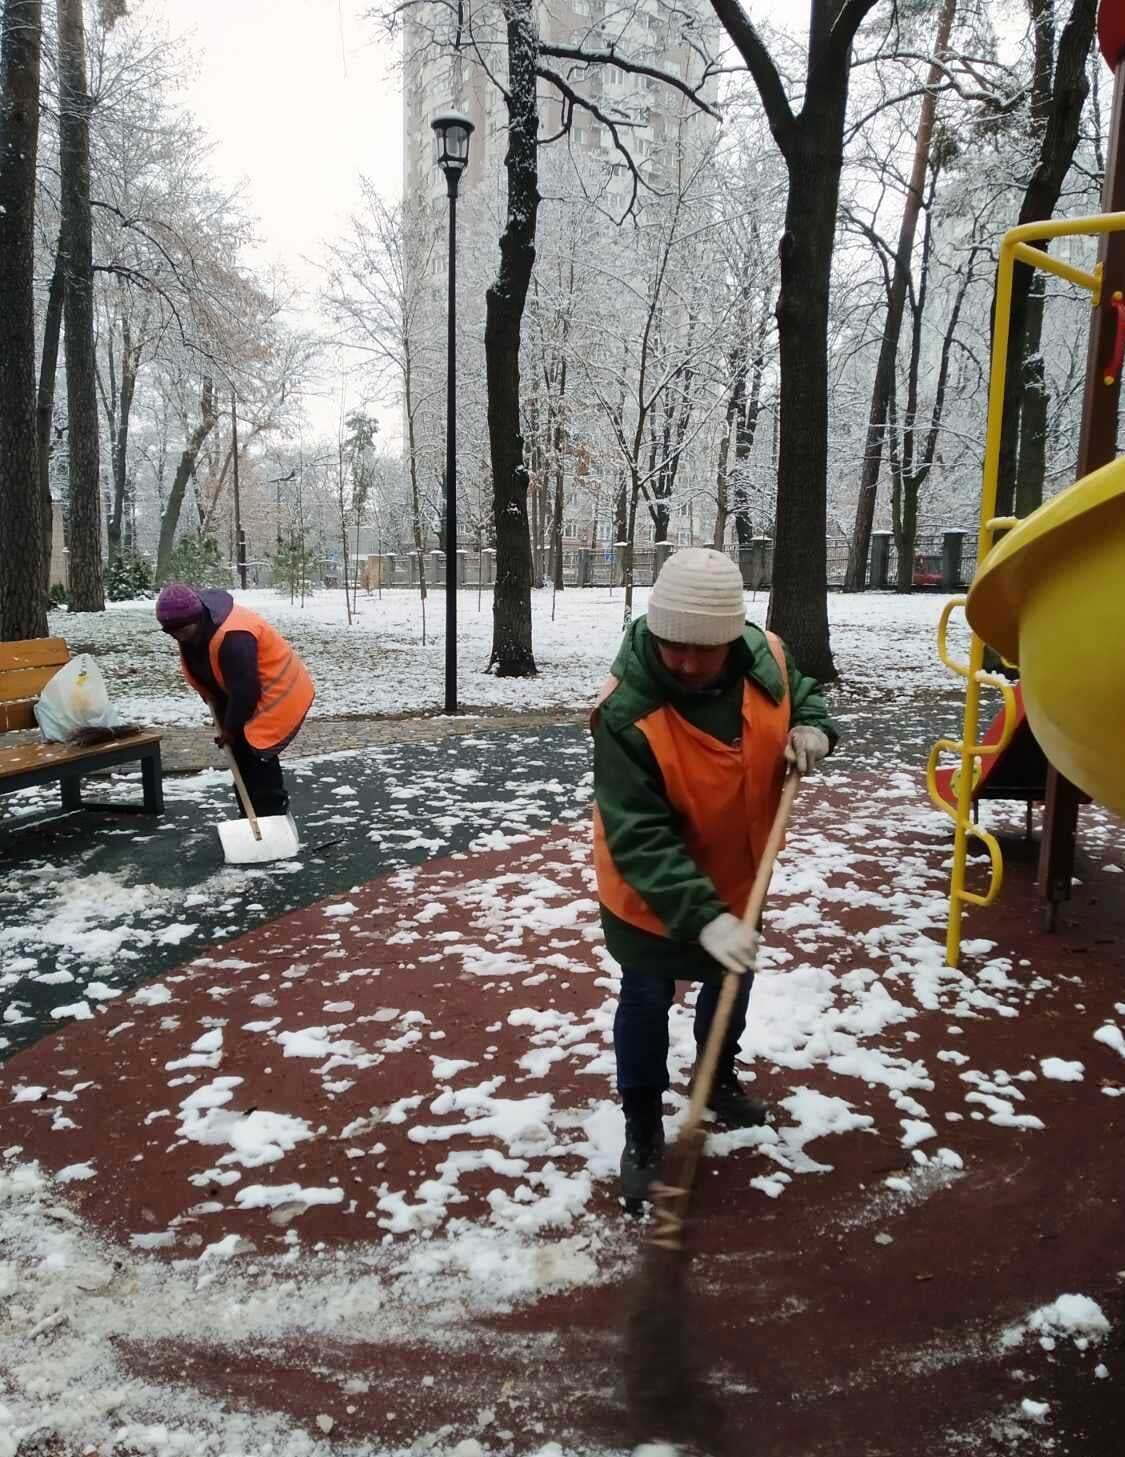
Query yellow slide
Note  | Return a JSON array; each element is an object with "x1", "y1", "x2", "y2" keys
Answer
[{"x1": 966, "y1": 454, "x2": 1125, "y2": 815}]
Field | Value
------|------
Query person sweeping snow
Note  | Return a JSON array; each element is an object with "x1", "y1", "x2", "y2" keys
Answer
[
  {"x1": 156, "y1": 585, "x2": 314, "y2": 818},
  {"x1": 591, "y1": 548, "x2": 837, "y2": 1204}
]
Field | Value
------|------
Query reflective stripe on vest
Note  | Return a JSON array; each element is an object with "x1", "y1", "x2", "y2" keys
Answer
[
  {"x1": 180, "y1": 606, "x2": 314, "y2": 752},
  {"x1": 592, "y1": 632, "x2": 791, "y2": 937}
]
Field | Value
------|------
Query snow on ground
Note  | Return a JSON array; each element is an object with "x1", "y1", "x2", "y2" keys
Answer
[
  {"x1": 0, "y1": 1150, "x2": 628, "y2": 1457},
  {"x1": 0, "y1": 729, "x2": 593, "y2": 1052},
  {"x1": 2, "y1": 777, "x2": 1122, "y2": 1452},
  {"x1": 0, "y1": 591, "x2": 1118, "y2": 1454},
  {"x1": 50, "y1": 586, "x2": 972, "y2": 724}
]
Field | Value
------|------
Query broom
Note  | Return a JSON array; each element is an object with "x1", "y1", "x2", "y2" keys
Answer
[{"x1": 623, "y1": 771, "x2": 801, "y2": 1452}]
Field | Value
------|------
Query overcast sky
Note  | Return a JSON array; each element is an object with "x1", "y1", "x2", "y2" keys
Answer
[
  {"x1": 145, "y1": 0, "x2": 402, "y2": 276},
  {"x1": 139, "y1": 0, "x2": 791, "y2": 436}
]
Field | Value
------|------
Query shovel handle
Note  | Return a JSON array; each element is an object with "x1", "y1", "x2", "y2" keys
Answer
[{"x1": 211, "y1": 706, "x2": 263, "y2": 841}]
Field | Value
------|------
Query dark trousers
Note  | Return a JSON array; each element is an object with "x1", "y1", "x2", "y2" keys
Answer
[
  {"x1": 230, "y1": 737, "x2": 288, "y2": 817},
  {"x1": 614, "y1": 967, "x2": 753, "y2": 1092}
]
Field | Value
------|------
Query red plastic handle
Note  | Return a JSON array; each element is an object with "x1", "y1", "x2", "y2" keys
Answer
[{"x1": 1103, "y1": 295, "x2": 1125, "y2": 387}]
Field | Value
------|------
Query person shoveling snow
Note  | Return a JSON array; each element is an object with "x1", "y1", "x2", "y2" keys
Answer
[{"x1": 156, "y1": 584, "x2": 314, "y2": 861}]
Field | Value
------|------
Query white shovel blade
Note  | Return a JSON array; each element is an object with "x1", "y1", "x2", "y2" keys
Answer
[{"x1": 218, "y1": 812, "x2": 301, "y2": 865}]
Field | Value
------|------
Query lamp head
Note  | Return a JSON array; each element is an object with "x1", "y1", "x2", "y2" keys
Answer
[{"x1": 431, "y1": 110, "x2": 474, "y2": 187}]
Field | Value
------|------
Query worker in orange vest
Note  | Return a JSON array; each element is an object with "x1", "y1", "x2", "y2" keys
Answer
[
  {"x1": 156, "y1": 584, "x2": 314, "y2": 817},
  {"x1": 592, "y1": 548, "x2": 837, "y2": 1205}
]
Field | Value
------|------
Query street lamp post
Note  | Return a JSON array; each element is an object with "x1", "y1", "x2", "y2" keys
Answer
[{"x1": 431, "y1": 109, "x2": 474, "y2": 715}]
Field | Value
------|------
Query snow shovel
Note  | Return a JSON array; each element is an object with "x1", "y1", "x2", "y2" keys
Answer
[{"x1": 211, "y1": 709, "x2": 301, "y2": 865}]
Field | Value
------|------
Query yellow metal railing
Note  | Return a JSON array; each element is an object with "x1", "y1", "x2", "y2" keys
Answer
[{"x1": 931, "y1": 211, "x2": 1125, "y2": 967}]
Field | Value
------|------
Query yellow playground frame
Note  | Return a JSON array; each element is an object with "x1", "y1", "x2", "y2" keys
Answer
[{"x1": 927, "y1": 210, "x2": 1125, "y2": 969}]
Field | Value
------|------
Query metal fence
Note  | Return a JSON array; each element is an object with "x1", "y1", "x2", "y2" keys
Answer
[
  {"x1": 249, "y1": 530, "x2": 978, "y2": 595},
  {"x1": 354, "y1": 533, "x2": 973, "y2": 594}
]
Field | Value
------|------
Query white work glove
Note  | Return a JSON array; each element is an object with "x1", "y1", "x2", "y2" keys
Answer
[
  {"x1": 785, "y1": 725, "x2": 830, "y2": 774},
  {"x1": 699, "y1": 912, "x2": 761, "y2": 975}
]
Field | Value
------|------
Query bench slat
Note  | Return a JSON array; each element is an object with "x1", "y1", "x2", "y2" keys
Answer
[
  {"x1": 0, "y1": 701, "x2": 38, "y2": 732},
  {"x1": 0, "y1": 663, "x2": 64, "y2": 703},
  {"x1": 0, "y1": 637, "x2": 69, "y2": 673},
  {"x1": 0, "y1": 730, "x2": 162, "y2": 780}
]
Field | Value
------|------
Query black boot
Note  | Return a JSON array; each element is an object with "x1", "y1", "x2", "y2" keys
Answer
[
  {"x1": 695, "y1": 1060, "x2": 770, "y2": 1128},
  {"x1": 619, "y1": 1087, "x2": 665, "y2": 1205}
]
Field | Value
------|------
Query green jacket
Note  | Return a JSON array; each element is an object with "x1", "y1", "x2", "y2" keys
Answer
[{"x1": 593, "y1": 616, "x2": 838, "y2": 980}]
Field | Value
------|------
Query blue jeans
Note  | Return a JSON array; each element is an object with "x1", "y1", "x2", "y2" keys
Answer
[{"x1": 614, "y1": 967, "x2": 752, "y2": 1092}]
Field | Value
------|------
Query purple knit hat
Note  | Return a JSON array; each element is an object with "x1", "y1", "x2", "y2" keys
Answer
[{"x1": 155, "y1": 583, "x2": 204, "y2": 629}]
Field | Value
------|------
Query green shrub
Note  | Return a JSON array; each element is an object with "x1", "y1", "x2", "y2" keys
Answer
[{"x1": 48, "y1": 582, "x2": 67, "y2": 609}]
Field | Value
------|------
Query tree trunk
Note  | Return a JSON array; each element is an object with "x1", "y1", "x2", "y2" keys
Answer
[
  {"x1": 894, "y1": 482, "x2": 919, "y2": 592},
  {"x1": 58, "y1": 0, "x2": 103, "y2": 612},
  {"x1": 485, "y1": 0, "x2": 539, "y2": 676},
  {"x1": 712, "y1": 391, "x2": 736, "y2": 548},
  {"x1": 0, "y1": 0, "x2": 48, "y2": 638},
  {"x1": 1015, "y1": 271, "x2": 1049, "y2": 516},
  {"x1": 155, "y1": 378, "x2": 218, "y2": 581},
  {"x1": 37, "y1": 237, "x2": 65, "y2": 597},
  {"x1": 995, "y1": 0, "x2": 1097, "y2": 517},
  {"x1": 845, "y1": 0, "x2": 957, "y2": 591},
  {"x1": 733, "y1": 306, "x2": 768, "y2": 547},
  {"x1": 622, "y1": 471, "x2": 641, "y2": 624},
  {"x1": 713, "y1": 0, "x2": 884, "y2": 679},
  {"x1": 770, "y1": 143, "x2": 839, "y2": 679},
  {"x1": 107, "y1": 312, "x2": 140, "y2": 563},
  {"x1": 551, "y1": 460, "x2": 565, "y2": 591}
]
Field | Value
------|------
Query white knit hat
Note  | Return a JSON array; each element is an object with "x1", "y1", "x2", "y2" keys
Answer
[{"x1": 646, "y1": 548, "x2": 747, "y2": 646}]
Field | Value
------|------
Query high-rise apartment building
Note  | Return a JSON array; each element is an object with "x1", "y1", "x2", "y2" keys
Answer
[{"x1": 402, "y1": 1, "x2": 720, "y2": 214}]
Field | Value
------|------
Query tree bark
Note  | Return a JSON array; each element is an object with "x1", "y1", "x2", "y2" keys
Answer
[
  {"x1": 37, "y1": 237, "x2": 65, "y2": 596},
  {"x1": 0, "y1": 0, "x2": 48, "y2": 638},
  {"x1": 58, "y1": 0, "x2": 104, "y2": 611},
  {"x1": 844, "y1": 0, "x2": 957, "y2": 591},
  {"x1": 155, "y1": 378, "x2": 218, "y2": 581},
  {"x1": 486, "y1": 0, "x2": 539, "y2": 676}
]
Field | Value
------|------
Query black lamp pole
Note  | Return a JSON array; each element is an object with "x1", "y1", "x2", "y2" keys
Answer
[{"x1": 432, "y1": 111, "x2": 473, "y2": 716}]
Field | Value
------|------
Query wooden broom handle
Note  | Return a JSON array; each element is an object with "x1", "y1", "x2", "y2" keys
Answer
[{"x1": 680, "y1": 771, "x2": 800, "y2": 1142}]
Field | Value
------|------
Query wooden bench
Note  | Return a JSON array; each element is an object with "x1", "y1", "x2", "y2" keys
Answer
[{"x1": 0, "y1": 638, "x2": 163, "y2": 818}]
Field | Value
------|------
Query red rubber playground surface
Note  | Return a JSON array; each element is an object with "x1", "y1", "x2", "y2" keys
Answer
[{"x1": 2, "y1": 771, "x2": 1123, "y2": 1455}]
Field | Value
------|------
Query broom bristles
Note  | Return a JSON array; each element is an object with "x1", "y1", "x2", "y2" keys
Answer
[{"x1": 623, "y1": 1143, "x2": 727, "y2": 1453}]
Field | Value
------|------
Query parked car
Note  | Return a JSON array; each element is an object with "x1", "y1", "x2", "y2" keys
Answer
[{"x1": 913, "y1": 553, "x2": 943, "y2": 588}]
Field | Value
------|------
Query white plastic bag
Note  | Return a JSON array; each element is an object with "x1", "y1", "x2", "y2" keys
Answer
[{"x1": 34, "y1": 654, "x2": 123, "y2": 742}]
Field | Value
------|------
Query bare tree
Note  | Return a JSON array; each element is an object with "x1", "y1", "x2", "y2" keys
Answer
[
  {"x1": 888, "y1": 200, "x2": 984, "y2": 588},
  {"x1": 324, "y1": 184, "x2": 438, "y2": 616},
  {"x1": 154, "y1": 375, "x2": 218, "y2": 580},
  {"x1": 995, "y1": 0, "x2": 1097, "y2": 519},
  {"x1": 845, "y1": 0, "x2": 958, "y2": 590},
  {"x1": 0, "y1": 0, "x2": 48, "y2": 637},
  {"x1": 383, "y1": 0, "x2": 720, "y2": 674},
  {"x1": 708, "y1": 0, "x2": 883, "y2": 678}
]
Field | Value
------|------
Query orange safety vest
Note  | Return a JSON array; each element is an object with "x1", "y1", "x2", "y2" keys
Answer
[
  {"x1": 180, "y1": 605, "x2": 314, "y2": 753},
  {"x1": 592, "y1": 632, "x2": 790, "y2": 937}
]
